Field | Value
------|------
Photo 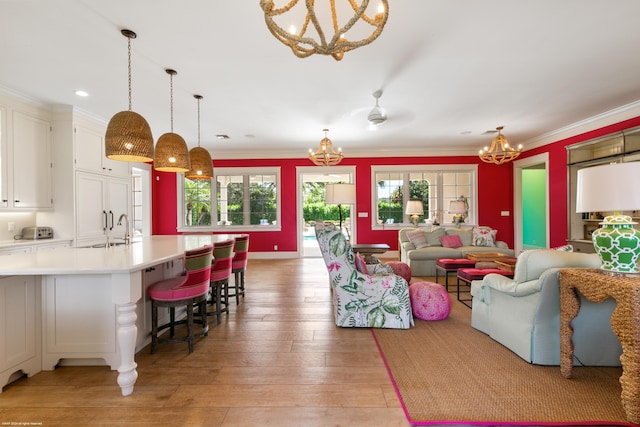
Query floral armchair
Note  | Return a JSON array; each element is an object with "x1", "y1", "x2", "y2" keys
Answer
[{"x1": 315, "y1": 221, "x2": 413, "y2": 329}]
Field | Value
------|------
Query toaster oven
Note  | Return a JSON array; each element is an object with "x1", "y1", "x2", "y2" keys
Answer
[{"x1": 21, "y1": 226, "x2": 54, "y2": 240}]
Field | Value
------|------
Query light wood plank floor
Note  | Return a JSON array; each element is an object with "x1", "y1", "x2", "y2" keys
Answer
[{"x1": 0, "y1": 258, "x2": 421, "y2": 427}]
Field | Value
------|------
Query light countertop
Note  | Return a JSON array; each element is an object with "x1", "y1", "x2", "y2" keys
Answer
[{"x1": 0, "y1": 235, "x2": 239, "y2": 275}]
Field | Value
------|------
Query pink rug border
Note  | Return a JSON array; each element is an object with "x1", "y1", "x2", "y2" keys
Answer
[{"x1": 370, "y1": 328, "x2": 635, "y2": 427}]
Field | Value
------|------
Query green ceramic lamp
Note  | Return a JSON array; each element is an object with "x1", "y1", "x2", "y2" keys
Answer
[{"x1": 576, "y1": 161, "x2": 640, "y2": 275}]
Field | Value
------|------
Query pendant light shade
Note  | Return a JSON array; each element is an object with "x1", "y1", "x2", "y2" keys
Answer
[
  {"x1": 154, "y1": 132, "x2": 190, "y2": 172},
  {"x1": 105, "y1": 29, "x2": 154, "y2": 162},
  {"x1": 154, "y1": 69, "x2": 190, "y2": 172},
  {"x1": 186, "y1": 94, "x2": 213, "y2": 180}
]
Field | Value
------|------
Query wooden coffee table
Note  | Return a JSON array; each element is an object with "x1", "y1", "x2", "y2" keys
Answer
[
  {"x1": 352, "y1": 243, "x2": 390, "y2": 263},
  {"x1": 466, "y1": 252, "x2": 510, "y2": 262}
]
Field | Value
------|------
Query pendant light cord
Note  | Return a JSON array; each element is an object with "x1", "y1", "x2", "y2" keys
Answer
[
  {"x1": 169, "y1": 72, "x2": 174, "y2": 132},
  {"x1": 197, "y1": 96, "x2": 201, "y2": 147},
  {"x1": 127, "y1": 36, "x2": 132, "y2": 111}
]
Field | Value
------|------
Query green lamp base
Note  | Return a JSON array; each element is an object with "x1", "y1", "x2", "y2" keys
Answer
[{"x1": 592, "y1": 215, "x2": 640, "y2": 274}]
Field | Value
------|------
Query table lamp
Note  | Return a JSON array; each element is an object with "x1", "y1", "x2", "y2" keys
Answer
[
  {"x1": 576, "y1": 161, "x2": 640, "y2": 274},
  {"x1": 405, "y1": 200, "x2": 424, "y2": 227},
  {"x1": 448, "y1": 196, "x2": 469, "y2": 228},
  {"x1": 325, "y1": 183, "x2": 356, "y2": 239}
]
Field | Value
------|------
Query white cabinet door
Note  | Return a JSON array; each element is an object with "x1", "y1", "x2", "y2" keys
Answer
[
  {"x1": 0, "y1": 275, "x2": 41, "y2": 390},
  {"x1": 76, "y1": 172, "x2": 108, "y2": 241},
  {"x1": 9, "y1": 111, "x2": 52, "y2": 209},
  {"x1": 76, "y1": 172, "x2": 131, "y2": 242},
  {"x1": 75, "y1": 123, "x2": 130, "y2": 178},
  {"x1": 107, "y1": 177, "x2": 131, "y2": 239},
  {"x1": 0, "y1": 106, "x2": 7, "y2": 208}
]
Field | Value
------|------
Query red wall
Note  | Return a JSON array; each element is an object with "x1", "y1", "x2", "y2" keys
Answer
[
  {"x1": 151, "y1": 115, "x2": 640, "y2": 253},
  {"x1": 151, "y1": 155, "x2": 513, "y2": 252}
]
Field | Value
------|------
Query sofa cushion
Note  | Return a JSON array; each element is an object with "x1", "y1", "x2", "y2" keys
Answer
[
  {"x1": 423, "y1": 227, "x2": 446, "y2": 246},
  {"x1": 440, "y1": 234, "x2": 463, "y2": 248},
  {"x1": 407, "y1": 229, "x2": 429, "y2": 249},
  {"x1": 446, "y1": 227, "x2": 473, "y2": 246},
  {"x1": 472, "y1": 226, "x2": 497, "y2": 247}
]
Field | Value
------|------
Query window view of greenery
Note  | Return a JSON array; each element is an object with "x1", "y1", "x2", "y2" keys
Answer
[
  {"x1": 183, "y1": 173, "x2": 278, "y2": 227},
  {"x1": 185, "y1": 178, "x2": 212, "y2": 226},
  {"x1": 376, "y1": 172, "x2": 432, "y2": 224},
  {"x1": 302, "y1": 182, "x2": 351, "y2": 224},
  {"x1": 217, "y1": 174, "x2": 277, "y2": 226}
]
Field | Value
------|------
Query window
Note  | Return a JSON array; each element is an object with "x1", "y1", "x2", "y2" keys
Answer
[
  {"x1": 372, "y1": 165, "x2": 477, "y2": 228},
  {"x1": 179, "y1": 167, "x2": 280, "y2": 230}
]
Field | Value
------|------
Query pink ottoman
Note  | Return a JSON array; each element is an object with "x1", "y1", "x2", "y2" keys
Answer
[
  {"x1": 385, "y1": 261, "x2": 412, "y2": 283},
  {"x1": 409, "y1": 281, "x2": 451, "y2": 321}
]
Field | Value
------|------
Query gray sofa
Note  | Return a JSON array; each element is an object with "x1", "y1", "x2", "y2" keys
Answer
[{"x1": 398, "y1": 227, "x2": 514, "y2": 276}]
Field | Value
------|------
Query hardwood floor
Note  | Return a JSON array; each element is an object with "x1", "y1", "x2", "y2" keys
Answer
[{"x1": 0, "y1": 258, "x2": 414, "y2": 426}]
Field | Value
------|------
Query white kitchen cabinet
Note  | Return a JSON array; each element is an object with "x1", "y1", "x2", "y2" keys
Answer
[
  {"x1": 0, "y1": 100, "x2": 53, "y2": 210},
  {"x1": 0, "y1": 275, "x2": 41, "y2": 391},
  {"x1": 74, "y1": 121, "x2": 130, "y2": 178},
  {"x1": 75, "y1": 171, "x2": 130, "y2": 244}
]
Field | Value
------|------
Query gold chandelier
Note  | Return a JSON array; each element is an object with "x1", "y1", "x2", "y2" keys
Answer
[
  {"x1": 479, "y1": 126, "x2": 523, "y2": 165},
  {"x1": 309, "y1": 129, "x2": 343, "y2": 166},
  {"x1": 260, "y1": 0, "x2": 389, "y2": 61}
]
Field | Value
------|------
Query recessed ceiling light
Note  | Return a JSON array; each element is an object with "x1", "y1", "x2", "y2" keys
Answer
[
  {"x1": 75, "y1": 90, "x2": 89, "y2": 97},
  {"x1": 216, "y1": 134, "x2": 230, "y2": 139}
]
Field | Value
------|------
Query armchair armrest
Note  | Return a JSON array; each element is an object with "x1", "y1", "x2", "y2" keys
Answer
[{"x1": 478, "y1": 274, "x2": 542, "y2": 304}]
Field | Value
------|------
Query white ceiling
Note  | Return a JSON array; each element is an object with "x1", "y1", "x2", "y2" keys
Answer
[{"x1": 2, "y1": 1, "x2": 640, "y2": 160}]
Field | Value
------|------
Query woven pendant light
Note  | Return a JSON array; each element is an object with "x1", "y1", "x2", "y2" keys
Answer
[
  {"x1": 185, "y1": 94, "x2": 213, "y2": 180},
  {"x1": 105, "y1": 29, "x2": 154, "y2": 162},
  {"x1": 154, "y1": 69, "x2": 190, "y2": 172}
]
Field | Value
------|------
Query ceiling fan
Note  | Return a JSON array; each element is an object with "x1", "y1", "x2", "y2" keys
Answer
[{"x1": 367, "y1": 90, "x2": 387, "y2": 126}]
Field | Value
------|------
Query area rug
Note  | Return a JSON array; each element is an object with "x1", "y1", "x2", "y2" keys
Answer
[{"x1": 372, "y1": 301, "x2": 634, "y2": 426}]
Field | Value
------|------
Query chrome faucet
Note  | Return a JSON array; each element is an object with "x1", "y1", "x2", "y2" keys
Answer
[{"x1": 117, "y1": 213, "x2": 131, "y2": 245}]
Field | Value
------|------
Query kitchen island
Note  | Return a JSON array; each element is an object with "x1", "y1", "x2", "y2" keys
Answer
[{"x1": 0, "y1": 234, "x2": 238, "y2": 396}]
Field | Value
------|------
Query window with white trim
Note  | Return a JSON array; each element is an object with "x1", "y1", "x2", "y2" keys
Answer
[
  {"x1": 178, "y1": 167, "x2": 281, "y2": 230},
  {"x1": 372, "y1": 165, "x2": 477, "y2": 227}
]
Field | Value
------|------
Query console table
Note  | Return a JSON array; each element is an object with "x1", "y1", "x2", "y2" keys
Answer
[{"x1": 559, "y1": 268, "x2": 640, "y2": 424}]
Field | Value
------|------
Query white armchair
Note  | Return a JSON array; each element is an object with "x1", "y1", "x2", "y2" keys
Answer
[{"x1": 470, "y1": 249, "x2": 622, "y2": 366}]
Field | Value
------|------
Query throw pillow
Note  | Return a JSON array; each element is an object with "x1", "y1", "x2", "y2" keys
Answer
[
  {"x1": 472, "y1": 226, "x2": 497, "y2": 247},
  {"x1": 445, "y1": 227, "x2": 473, "y2": 246},
  {"x1": 552, "y1": 244, "x2": 574, "y2": 252},
  {"x1": 354, "y1": 252, "x2": 368, "y2": 274},
  {"x1": 407, "y1": 229, "x2": 429, "y2": 249},
  {"x1": 440, "y1": 234, "x2": 463, "y2": 248}
]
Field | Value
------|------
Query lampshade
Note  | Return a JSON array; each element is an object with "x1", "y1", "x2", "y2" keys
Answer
[
  {"x1": 576, "y1": 161, "x2": 640, "y2": 274},
  {"x1": 576, "y1": 162, "x2": 640, "y2": 213},
  {"x1": 105, "y1": 29, "x2": 154, "y2": 163},
  {"x1": 448, "y1": 200, "x2": 468, "y2": 215},
  {"x1": 325, "y1": 184, "x2": 356, "y2": 205},
  {"x1": 260, "y1": 0, "x2": 389, "y2": 61},
  {"x1": 405, "y1": 200, "x2": 424, "y2": 215},
  {"x1": 154, "y1": 132, "x2": 190, "y2": 172},
  {"x1": 185, "y1": 94, "x2": 213, "y2": 180},
  {"x1": 154, "y1": 69, "x2": 190, "y2": 173}
]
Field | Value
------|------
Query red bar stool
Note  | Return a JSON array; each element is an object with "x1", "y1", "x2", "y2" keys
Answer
[
  {"x1": 208, "y1": 239, "x2": 234, "y2": 324},
  {"x1": 229, "y1": 234, "x2": 249, "y2": 305},
  {"x1": 148, "y1": 245, "x2": 213, "y2": 354}
]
